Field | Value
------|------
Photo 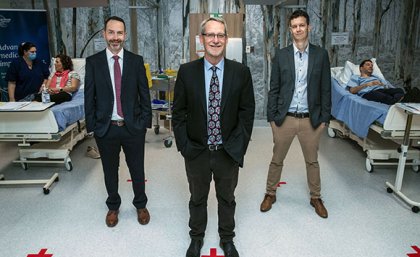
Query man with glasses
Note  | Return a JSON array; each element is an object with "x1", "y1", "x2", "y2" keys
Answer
[
  {"x1": 260, "y1": 9, "x2": 331, "y2": 219},
  {"x1": 173, "y1": 17, "x2": 255, "y2": 257}
]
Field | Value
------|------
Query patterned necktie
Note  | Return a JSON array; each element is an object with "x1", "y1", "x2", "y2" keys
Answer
[
  {"x1": 112, "y1": 55, "x2": 123, "y2": 118},
  {"x1": 208, "y1": 66, "x2": 221, "y2": 145}
]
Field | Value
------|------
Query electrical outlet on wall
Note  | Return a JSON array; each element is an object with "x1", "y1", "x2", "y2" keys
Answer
[{"x1": 245, "y1": 45, "x2": 251, "y2": 53}]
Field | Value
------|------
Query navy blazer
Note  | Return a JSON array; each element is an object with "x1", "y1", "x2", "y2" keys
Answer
[
  {"x1": 84, "y1": 49, "x2": 152, "y2": 137},
  {"x1": 267, "y1": 44, "x2": 331, "y2": 128},
  {"x1": 173, "y1": 58, "x2": 255, "y2": 167}
]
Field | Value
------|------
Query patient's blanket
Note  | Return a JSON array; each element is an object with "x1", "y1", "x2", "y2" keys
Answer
[
  {"x1": 51, "y1": 89, "x2": 85, "y2": 131},
  {"x1": 331, "y1": 78, "x2": 389, "y2": 138}
]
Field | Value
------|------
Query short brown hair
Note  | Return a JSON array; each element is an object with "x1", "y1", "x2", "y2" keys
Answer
[
  {"x1": 104, "y1": 16, "x2": 126, "y2": 32},
  {"x1": 56, "y1": 54, "x2": 73, "y2": 71},
  {"x1": 289, "y1": 9, "x2": 310, "y2": 27}
]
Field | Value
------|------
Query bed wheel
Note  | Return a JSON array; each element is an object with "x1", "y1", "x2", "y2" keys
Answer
[
  {"x1": 386, "y1": 187, "x2": 393, "y2": 193},
  {"x1": 412, "y1": 206, "x2": 420, "y2": 213},
  {"x1": 65, "y1": 160, "x2": 73, "y2": 171},
  {"x1": 43, "y1": 188, "x2": 50, "y2": 195},
  {"x1": 365, "y1": 158, "x2": 373, "y2": 173},
  {"x1": 154, "y1": 126, "x2": 160, "y2": 135},
  {"x1": 327, "y1": 127, "x2": 336, "y2": 138},
  {"x1": 164, "y1": 138, "x2": 173, "y2": 148}
]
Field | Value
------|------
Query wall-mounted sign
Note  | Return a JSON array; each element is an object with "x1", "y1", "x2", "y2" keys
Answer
[
  {"x1": 195, "y1": 35, "x2": 204, "y2": 58},
  {"x1": 331, "y1": 32, "x2": 349, "y2": 45},
  {"x1": 93, "y1": 38, "x2": 106, "y2": 52}
]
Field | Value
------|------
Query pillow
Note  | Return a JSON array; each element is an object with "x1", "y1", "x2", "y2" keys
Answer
[
  {"x1": 337, "y1": 58, "x2": 386, "y2": 86},
  {"x1": 330, "y1": 66, "x2": 344, "y2": 81},
  {"x1": 370, "y1": 58, "x2": 386, "y2": 82},
  {"x1": 70, "y1": 58, "x2": 86, "y2": 89},
  {"x1": 337, "y1": 61, "x2": 358, "y2": 85}
]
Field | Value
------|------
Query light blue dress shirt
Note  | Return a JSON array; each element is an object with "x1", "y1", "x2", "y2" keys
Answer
[
  {"x1": 288, "y1": 44, "x2": 309, "y2": 113},
  {"x1": 347, "y1": 74, "x2": 392, "y2": 96}
]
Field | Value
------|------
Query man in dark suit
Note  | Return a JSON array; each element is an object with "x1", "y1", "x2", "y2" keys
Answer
[
  {"x1": 260, "y1": 10, "x2": 331, "y2": 218},
  {"x1": 85, "y1": 16, "x2": 152, "y2": 227},
  {"x1": 173, "y1": 17, "x2": 255, "y2": 257}
]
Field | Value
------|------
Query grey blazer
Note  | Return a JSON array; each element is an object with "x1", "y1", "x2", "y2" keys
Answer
[{"x1": 267, "y1": 43, "x2": 331, "y2": 128}]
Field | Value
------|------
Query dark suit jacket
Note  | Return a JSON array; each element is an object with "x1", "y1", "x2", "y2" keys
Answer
[
  {"x1": 267, "y1": 44, "x2": 331, "y2": 128},
  {"x1": 173, "y1": 58, "x2": 255, "y2": 167},
  {"x1": 84, "y1": 49, "x2": 152, "y2": 137}
]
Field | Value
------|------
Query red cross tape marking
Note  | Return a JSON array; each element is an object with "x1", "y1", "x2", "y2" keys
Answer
[
  {"x1": 407, "y1": 246, "x2": 420, "y2": 257},
  {"x1": 202, "y1": 248, "x2": 224, "y2": 257},
  {"x1": 27, "y1": 248, "x2": 53, "y2": 257}
]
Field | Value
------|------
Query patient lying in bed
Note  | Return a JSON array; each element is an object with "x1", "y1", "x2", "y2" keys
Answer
[{"x1": 347, "y1": 59, "x2": 405, "y2": 105}]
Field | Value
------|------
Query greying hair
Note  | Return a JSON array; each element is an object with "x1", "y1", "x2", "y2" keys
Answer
[{"x1": 200, "y1": 17, "x2": 228, "y2": 35}]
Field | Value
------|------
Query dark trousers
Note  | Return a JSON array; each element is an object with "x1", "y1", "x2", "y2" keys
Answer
[
  {"x1": 185, "y1": 148, "x2": 239, "y2": 242},
  {"x1": 34, "y1": 92, "x2": 72, "y2": 105},
  {"x1": 95, "y1": 124, "x2": 147, "y2": 210},
  {"x1": 362, "y1": 88, "x2": 405, "y2": 105}
]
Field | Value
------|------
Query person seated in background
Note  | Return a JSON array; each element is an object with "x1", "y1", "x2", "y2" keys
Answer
[
  {"x1": 347, "y1": 59, "x2": 405, "y2": 105},
  {"x1": 34, "y1": 54, "x2": 80, "y2": 104},
  {"x1": 5, "y1": 42, "x2": 50, "y2": 102}
]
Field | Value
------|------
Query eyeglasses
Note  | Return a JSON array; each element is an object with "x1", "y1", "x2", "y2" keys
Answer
[{"x1": 202, "y1": 33, "x2": 227, "y2": 40}]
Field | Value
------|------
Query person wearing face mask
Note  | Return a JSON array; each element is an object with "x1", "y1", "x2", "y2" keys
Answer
[{"x1": 5, "y1": 42, "x2": 50, "y2": 101}]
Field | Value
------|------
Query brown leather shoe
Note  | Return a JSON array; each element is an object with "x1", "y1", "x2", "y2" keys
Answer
[
  {"x1": 260, "y1": 194, "x2": 276, "y2": 212},
  {"x1": 105, "y1": 210, "x2": 119, "y2": 227},
  {"x1": 137, "y1": 208, "x2": 150, "y2": 225},
  {"x1": 310, "y1": 198, "x2": 328, "y2": 218}
]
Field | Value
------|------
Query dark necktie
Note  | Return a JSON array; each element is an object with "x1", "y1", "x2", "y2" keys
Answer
[
  {"x1": 113, "y1": 55, "x2": 123, "y2": 118},
  {"x1": 208, "y1": 66, "x2": 221, "y2": 145}
]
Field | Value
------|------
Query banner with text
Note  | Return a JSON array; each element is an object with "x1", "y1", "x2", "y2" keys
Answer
[{"x1": 0, "y1": 9, "x2": 50, "y2": 101}]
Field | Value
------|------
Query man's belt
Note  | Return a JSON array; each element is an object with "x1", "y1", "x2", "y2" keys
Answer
[
  {"x1": 111, "y1": 120, "x2": 125, "y2": 126},
  {"x1": 208, "y1": 144, "x2": 223, "y2": 151},
  {"x1": 286, "y1": 112, "x2": 310, "y2": 118}
]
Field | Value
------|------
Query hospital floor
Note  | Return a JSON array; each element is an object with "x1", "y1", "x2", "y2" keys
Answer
[{"x1": 0, "y1": 126, "x2": 419, "y2": 257}]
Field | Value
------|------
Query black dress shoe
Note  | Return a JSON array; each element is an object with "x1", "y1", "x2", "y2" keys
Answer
[
  {"x1": 220, "y1": 241, "x2": 239, "y2": 257},
  {"x1": 186, "y1": 239, "x2": 203, "y2": 257}
]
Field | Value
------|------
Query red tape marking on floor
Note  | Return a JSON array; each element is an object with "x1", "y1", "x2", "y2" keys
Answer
[
  {"x1": 27, "y1": 248, "x2": 53, "y2": 257},
  {"x1": 407, "y1": 245, "x2": 420, "y2": 257},
  {"x1": 201, "y1": 248, "x2": 224, "y2": 257},
  {"x1": 276, "y1": 181, "x2": 287, "y2": 187}
]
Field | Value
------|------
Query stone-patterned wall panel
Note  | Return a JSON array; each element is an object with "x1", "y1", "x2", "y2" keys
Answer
[
  {"x1": 135, "y1": 7, "x2": 159, "y2": 71},
  {"x1": 246, "y1": 5, "x2": 266, "y2": 120},
  {"x1": 160, "y1": 0, "x2": 183, "y2": 70}
]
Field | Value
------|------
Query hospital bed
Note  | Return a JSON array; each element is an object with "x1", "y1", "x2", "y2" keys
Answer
[
  {"x1": 328, "y1": 64, "x2": 420, "y2": 173},
  {"x1": 0, "y1": 58, "x2": 86, "y2": 194}
]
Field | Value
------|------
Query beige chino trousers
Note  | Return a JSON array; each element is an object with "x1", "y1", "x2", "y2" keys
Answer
[{"x1": 265, "y1": 116, "x2": 325, "y2": 198}]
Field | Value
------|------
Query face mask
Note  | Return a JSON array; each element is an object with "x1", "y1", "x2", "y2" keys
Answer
[{"x1": 28, "y1": 53, "x2": 37, "y2": 60}]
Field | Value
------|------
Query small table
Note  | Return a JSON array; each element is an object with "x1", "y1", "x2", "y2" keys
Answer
[{"x1": 385, "y1": 103, "x2": 420, "y2": 213}]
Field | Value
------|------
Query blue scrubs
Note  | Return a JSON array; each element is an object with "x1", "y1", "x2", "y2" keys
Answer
[{"x1": 5, "y1": 57, "x2": 50, "y2": 101}]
